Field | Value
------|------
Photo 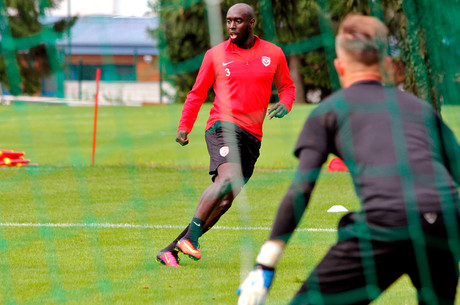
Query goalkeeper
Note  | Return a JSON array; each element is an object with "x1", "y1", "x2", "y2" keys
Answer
[{"x1": 238, "y1": 13, "x2": 460, "y2": 305}]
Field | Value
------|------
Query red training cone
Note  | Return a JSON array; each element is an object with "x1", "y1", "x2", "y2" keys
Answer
[
  {"x1": 0, "y1": 149, "x2": 35, "y2": 167},
  {"x1": 0, "y1": 150, "x2": 25, "y2": 159},
  {"x1": 326, "y1": 157, "x2": 349, "y2": 172},
  {"x1": 0, "y1": 158, "x2": 30, "y2": 166}
]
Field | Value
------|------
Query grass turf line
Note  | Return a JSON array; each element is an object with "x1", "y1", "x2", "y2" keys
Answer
[{"x1": 0, "y1": 103, "x2": 459, "y2": 304}]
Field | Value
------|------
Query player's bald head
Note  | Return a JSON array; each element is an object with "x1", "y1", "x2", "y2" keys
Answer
[
  {"x1": 227, "y1": 3, "x2": 254, "y2": 20},
  {"x1": 336, "y1": 14, "x2": 388, "y2": 66}
]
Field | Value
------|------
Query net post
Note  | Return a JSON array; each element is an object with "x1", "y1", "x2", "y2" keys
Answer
[{"x1": 92, "y1": 68, "x2": 101, "y2": 165}]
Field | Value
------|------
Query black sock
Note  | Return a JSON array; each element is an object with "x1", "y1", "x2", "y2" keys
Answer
[
  {"x1": 162, "y1": 225, "x2": 190, "y2": 253},
  {"x1": 189, "y1": 217, "x2": 204, "y2": 248}
]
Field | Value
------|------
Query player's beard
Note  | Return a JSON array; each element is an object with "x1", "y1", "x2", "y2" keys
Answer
[{"x1": 232, "y1": 26, "x2": 250, "y2": 46}]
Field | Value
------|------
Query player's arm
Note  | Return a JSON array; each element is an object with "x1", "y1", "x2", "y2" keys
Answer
[
  {"x1": 269, "y1": 109, "x2": 335, "y2": 243},
  {"x1": 176, "y1": 50, "x2": 216, "y2": 145},
  {"x1": 237, "y1": 149, "x2": 325, "y2": 305},
  {"x1": 438, "y1": 116, "x2": 460, "y2": 185},
  {"x1": 268, "y1": 49, "x2": 295, "y2": 120},
  {"x1": 238, "y1": 110, "x2": 334, "y2": 305},
  {"x1": 269, "y1": 148, "x2": 326, "y2": 242}
]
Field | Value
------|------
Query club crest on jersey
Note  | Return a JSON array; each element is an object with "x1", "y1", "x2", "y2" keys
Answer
[
  {"x1": 262, "y1": 56, "x2": 271, "y2": 67},
  {"x1": 220, "y1": 146, "x2": 229, "y2": 157}
]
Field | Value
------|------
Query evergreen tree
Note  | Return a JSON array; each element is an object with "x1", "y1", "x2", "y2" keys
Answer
[
  {"x1": 151, "y1": 0, "x2": 262, "y2": 103},
  {"x1": 152, "y1": 0, "x2": 455, "y2": 109},
  {"x1": 0, "y1": 0, "x2": 76, "y2": 95}
]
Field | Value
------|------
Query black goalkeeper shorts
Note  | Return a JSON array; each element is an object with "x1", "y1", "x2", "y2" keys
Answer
[
  {"x1": 205, "y1": 121, "x2": 261, "y2": 182},
  {"x1": 290, "y1": 211, "x2": 459, "y2": 305}
]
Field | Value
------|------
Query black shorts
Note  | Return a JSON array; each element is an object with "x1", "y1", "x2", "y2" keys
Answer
[
  {"x1": 205, "y1": 121, "x2": 261, "y2": 181},
  {"x1": 290, "y1": 212, "x2": 459, "y2": 305}
]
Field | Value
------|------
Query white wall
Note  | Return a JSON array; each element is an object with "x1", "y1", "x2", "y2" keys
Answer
[
  {"x1": 47, "y1": 0, "x2": 153, "y2": 17},
  {"x1": 64, "y1": 81, "x2": 175, "y2": 105}
]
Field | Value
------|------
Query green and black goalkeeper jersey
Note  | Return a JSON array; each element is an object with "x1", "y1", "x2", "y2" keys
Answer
[{"x1": 270, "y1": 80, "x2": 460, "y2": 241}]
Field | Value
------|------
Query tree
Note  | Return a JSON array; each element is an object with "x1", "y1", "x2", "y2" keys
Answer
[
  {"x1": 152, "y1": 0, "x2": 336, "y2": 103},
  {"x1": 0, "y1": 0, "x2": 76, "y2": 95},
  {"x1": 326, "y1": 0, "x2": 460, "y2": 111},
  {"x1": 151, "y1": 0, "x2": 262, "y2": 103},
  {"x1": 270, "y1": 0, "x2": 332, "y2": 102},
  {"x1": 152, "y1": 0, "x2": 459, "y2": 110},
  {"x1": 391, "y1": 0, "x2": 460, "y2": 110}
]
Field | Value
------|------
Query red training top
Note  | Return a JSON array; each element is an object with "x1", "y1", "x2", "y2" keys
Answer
[{"x1": 178, "y1": 36, "x2": 295, "y2": 140}]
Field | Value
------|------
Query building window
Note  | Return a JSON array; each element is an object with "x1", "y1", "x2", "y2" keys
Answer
[{"x1": 70, "y1": 64, "x2": 136, "y2": 81}]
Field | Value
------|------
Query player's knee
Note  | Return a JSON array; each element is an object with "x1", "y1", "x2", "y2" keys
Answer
[{"x1": 217, "y1": 177, "x2": 233, "y2": 195}]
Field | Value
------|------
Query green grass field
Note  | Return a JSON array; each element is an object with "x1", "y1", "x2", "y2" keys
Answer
[{"x1": 0, "y1": 102, "x2": 458, "y2": 304}]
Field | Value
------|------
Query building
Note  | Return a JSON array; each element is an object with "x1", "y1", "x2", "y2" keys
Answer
[{"x1": 42, "y1": 15, "x2": 170, "y2": 104}]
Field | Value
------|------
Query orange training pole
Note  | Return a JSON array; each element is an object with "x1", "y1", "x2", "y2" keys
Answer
[{"x1": 92, "y1": 68, "x2": 101, "y2": 165}]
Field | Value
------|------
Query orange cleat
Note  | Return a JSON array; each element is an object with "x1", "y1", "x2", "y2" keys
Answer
[{"x1": 177, "y1": 239, "x2": 201, "y2": 260}]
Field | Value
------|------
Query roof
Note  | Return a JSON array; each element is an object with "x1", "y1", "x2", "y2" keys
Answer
[{"x1": 43, "y1": 15, "x2": 159, "y2": 55}]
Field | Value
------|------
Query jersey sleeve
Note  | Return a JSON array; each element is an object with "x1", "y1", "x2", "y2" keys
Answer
[
  {"x1": 269, "y1": 107, "x2": 336, "y2": 243},
  {"x1": 438, "y1": 115, "x2": 460, "y2": 185},
  {"x1": 273, "y1": 48, "x2": 295, "y2": 112},
  {"x1": 177, "y1": 50, "x2": 216, "y2": 133}
]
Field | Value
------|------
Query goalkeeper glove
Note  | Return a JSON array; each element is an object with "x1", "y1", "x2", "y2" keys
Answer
[
  {"x1": 237, "y1": 241, "x2": 284, "y2": 305},
  {"x1": 237, "y1": 265, "x2": 274, "y2": 305}
]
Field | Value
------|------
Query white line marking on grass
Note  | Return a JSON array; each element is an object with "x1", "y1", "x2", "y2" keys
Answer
[
  {"x1": 0, "y1": 222, "x2": 336, "y2": 232},
  {"x1": 214, "y1": 226, "x2": 336, "y2": 232}
]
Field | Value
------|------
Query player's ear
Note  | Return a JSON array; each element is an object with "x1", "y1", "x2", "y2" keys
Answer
[
  {"x1": 334, "y1": 58, "x2": 345, "y2": 77},
  {"x1": 380, "y1": 56, "x2": 395, "y2": 85},
  {"x1": 384, "y1": 56, "x2": 392, "y2": 71},
  {"x1": 249, "y1": 18, "x2": 255, "y2": 28}
]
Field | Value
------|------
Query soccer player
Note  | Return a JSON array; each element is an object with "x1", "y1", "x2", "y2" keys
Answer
[
  {"x1": 238, "y1": 13, "x2": 460, "y2": 305},
  {"x1": 156, "y1": 3, "x2": 295, "y2": 267}
]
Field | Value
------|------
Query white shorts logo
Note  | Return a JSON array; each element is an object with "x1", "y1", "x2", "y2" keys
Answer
[
  {"x1": 262, "y1": 56, "x2": 271, "y2": 67},
  {"x1": 220, "y1": 146, "x2": 229, "y2": 157},
  {"x1": 423, "y1": 212, "x2": 438, "y2": 224}
]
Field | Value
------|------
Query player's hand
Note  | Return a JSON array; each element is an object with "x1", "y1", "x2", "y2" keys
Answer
[
  {"x1": 176, "y1": 130, "x2": 189, "y2": 146},
  {"x1": 237, "y1": 266, "x2": 275, "y2": 305},
  {"x1": 267, "y1": 103, "x2": 288, "y2": 120}
]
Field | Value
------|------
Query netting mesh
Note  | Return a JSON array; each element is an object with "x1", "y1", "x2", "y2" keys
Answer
[
  {"x1": 158, "y1": 0, "x2": 460, "y2": 107},
  {"x1": 0, "y1": 0, "x2": 459, "y2": 304},
  {"x1": 400, "y1": 0, "x2": 460, "y2": 109}
]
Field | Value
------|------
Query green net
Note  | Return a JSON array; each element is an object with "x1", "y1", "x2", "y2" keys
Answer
[{"x1": 0, "y1": 0, "x2": 459, "y2": 304}]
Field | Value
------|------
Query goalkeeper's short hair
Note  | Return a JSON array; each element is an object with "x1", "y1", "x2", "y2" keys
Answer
[{"x1": 336, "y1": 13, "x2": 389, "y2": 66}]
